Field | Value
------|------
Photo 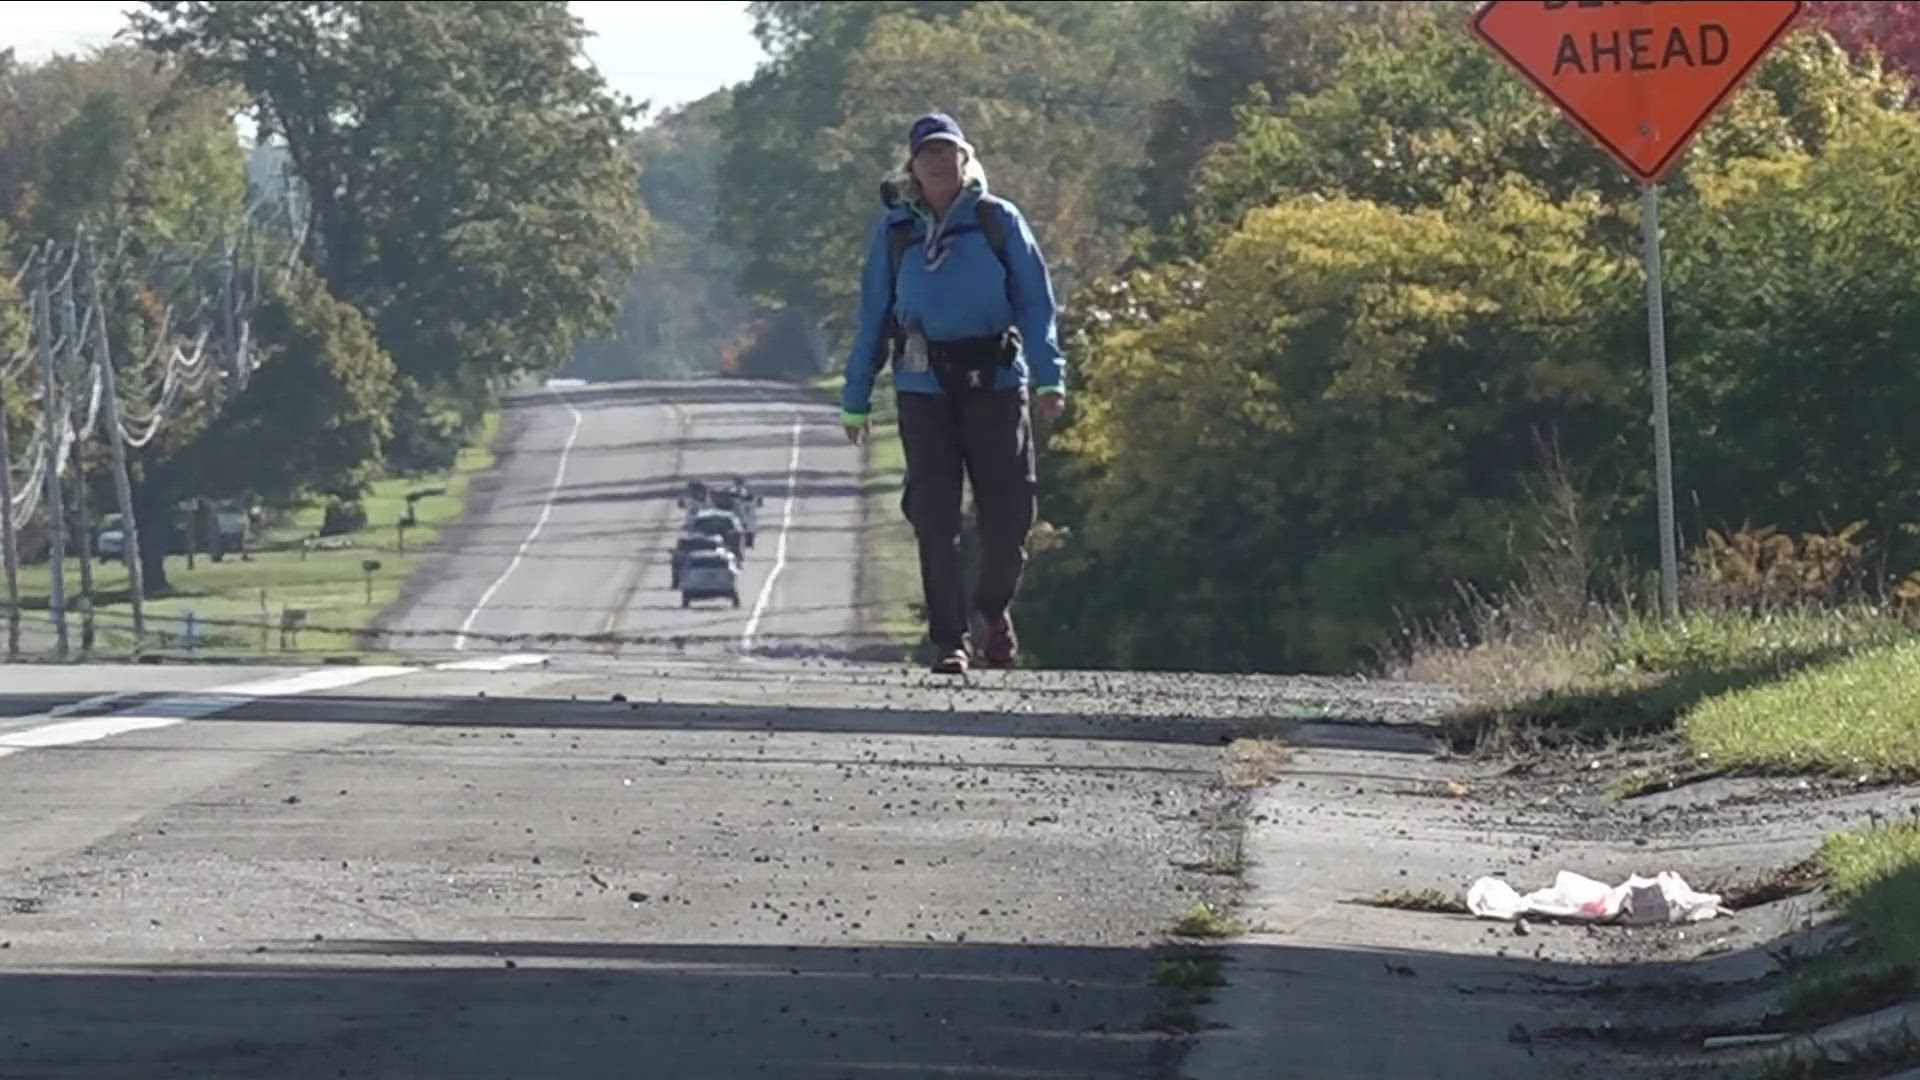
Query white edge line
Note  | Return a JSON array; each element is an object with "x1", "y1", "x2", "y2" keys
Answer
[
  {"x1": 740, "y1": 413, "x2": 802, "y2": 651},
  {"x1": 433, "y1": 653, "x2": 551, "y2": 673},
  {"x1": 454, "y1": 386, "x2": 584, "y2": 651},
  {"x1": 0, "y1": 665, "x2": 415, "y2": 756}
]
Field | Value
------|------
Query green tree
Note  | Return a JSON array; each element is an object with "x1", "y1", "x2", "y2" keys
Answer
[
  {"x1": 568, "y1": 91, "x2": 754, "y2": 381},
  {"x1": 133, "y1": 0, "x2": 649, "y2": 468},
  {"x1": 718, "y1": 1, "x2": 1196, "y2": 348},
  {"x1": 1138, "y1": 0, "x2": 1455, "y2": 236},
  {"x1": 155, "y1": 265, "x2": 396, "y2": 516},
  {"x1": 1665, "y1": 110, "x2": 1920, "y2": 552},
  {"x1": 1025, "y1": 180, "x2": 1639, "y2": 672},
  {"x1": 1024, "y1": 20, "x2": 1920, "y2": 673},
  {"x1": 0, "y1": 47, "x2": 264, "y2": 592},
  {"x1": 1182, "y1": 22, "x2": 1908, "y2": 254}
]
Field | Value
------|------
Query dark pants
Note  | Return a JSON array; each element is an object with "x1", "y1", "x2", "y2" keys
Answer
[{"x1": 896, "y1": 388, "x2": 1036, "y2": 653}]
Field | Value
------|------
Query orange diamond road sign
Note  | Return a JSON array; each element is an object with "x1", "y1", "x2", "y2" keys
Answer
[{"x1": 1472, "y1": 0, "x2": 1807, "y2": 184}]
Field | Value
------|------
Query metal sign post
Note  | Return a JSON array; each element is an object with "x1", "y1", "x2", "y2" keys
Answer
[{"x1": 1640, "y1": 185, "x2": 1680, "y2": 620}]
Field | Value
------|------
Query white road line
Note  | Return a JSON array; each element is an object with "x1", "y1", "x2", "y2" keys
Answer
[
  {"x1": 740, "y1": 413, "x2": 803, "y2": 652},
  {"x1": 454, "y1": 386, "x2": 584, "y2": 652},
  {"x1": 0, "y1": 665, "x2": 415, "y2": 760},
  {"x1": 432, "y1": 653, "x2": 550, "y2": 673}
]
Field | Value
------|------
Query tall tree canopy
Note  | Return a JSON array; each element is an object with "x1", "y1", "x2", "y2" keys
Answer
[{"x1": 132, "y1": 0, "x2": 650, "y2": 467}]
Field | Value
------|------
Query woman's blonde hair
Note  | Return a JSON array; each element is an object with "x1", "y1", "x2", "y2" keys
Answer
[{"x1": 888, "y1": 141, "x2": 988, "y2": 207}]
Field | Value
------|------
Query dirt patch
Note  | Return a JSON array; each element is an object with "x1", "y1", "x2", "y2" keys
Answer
[
  {"x1": 1711, "y1": 858, "x2": 1829, "y2": 911},
  {"x1": 1222, "y1": 738, "x2": 1290, "y2": 787}
]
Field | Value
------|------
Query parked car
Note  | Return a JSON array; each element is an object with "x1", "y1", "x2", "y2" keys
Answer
[{"x1": 680, "y1": 548, "x2": 740, "y2": 608}]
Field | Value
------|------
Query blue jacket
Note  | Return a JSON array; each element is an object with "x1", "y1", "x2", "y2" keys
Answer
[{"x1": 840, "y1": 185, "x2": 1065, "y2": 419}]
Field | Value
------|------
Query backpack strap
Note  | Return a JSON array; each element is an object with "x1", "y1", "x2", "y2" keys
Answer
[
  {"x1": 881, "y1": 218, "x2": 915, "y2": 371},
  {"x1": 974, "y1": 197, "x2": 1011, "y2": 270},
  {"x1": 975, "y1": 196, "x2": 1019, "y2": 343}
]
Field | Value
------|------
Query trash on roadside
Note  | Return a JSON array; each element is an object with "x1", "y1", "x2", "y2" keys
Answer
[{"x1": 1465, "y1": 870, "x2": 1729, "y2": 924}]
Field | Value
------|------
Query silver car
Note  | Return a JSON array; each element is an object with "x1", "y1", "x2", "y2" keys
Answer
[{"x1": 680, "y1": 548, "x2": 740, "y2": 608}]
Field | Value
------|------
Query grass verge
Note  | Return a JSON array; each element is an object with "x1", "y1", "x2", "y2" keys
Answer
[
  {"x1": 854, "y1": 393, "x2": 923, "y2": 659},
  {"x1": 1683, "y1": 641, "x2": 1920, "y2": 778},
  {"x1": 10, "y1": 412, "x2": 499, "y2": 660},
  {"x1": 1426, "y1": 608, "x2": 1914, "y2": 772},
  {"x1": 1821, "y1": 823, "x2": 1920, "y2": 980},
  {"x1": 1748, "y1": 830, "x2": 1920, "y2": 1078}
]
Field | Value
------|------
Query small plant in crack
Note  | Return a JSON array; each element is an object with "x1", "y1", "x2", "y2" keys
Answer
[
  {"x1": 1147, "y1": 947, "x2": 1228, "y2": 1034},
  {"x1": 1155, "y1": 955, "x2": 1228, "y2": 992},
  {"x1": 1359, "y1": 888, "x2": 1471, "y2": 915},
  {"x1": 1170, "y1": 901, "x2": 1240, "y2": 939}
]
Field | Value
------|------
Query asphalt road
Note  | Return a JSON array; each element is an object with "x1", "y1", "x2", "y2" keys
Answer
[
  {"x1": 0, "y1": 658, "x2": 1267, "y2": 1080},
  {"x1": 380, "y1": 378, "x2": 869, "y2": 661},
  {"x1": 0, "y1": 379, "x2": 1253, "y2": 1080},
  {"x1": 7, "y1": 377, "x2": 1878, "y2": 1079}
]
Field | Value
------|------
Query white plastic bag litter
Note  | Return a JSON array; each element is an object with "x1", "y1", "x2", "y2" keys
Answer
[{"x1": 1465, "y1": 870, "x2": 1727, "y2": 924}]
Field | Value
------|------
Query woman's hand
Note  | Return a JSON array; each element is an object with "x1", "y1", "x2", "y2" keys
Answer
[
  {"x1": 843, "y1": 415, "x2": 870, "y2": 445},
  {"x1": 1035, "y1": 391, "x2": 1066, "y2": 422}
]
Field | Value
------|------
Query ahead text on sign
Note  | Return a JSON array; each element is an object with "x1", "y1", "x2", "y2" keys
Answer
[{"x1": 1554, "y1": 24, "x2": 1730, "y2": 74}]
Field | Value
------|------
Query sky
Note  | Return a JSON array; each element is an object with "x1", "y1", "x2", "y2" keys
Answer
[{"x1": 4, "y1": 0, "x2": 769, "y2": 118}]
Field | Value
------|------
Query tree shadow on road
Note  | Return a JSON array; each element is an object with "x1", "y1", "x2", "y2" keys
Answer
[
  {"x1": 0, "y1": 680, "x2": 1442, "y2": 753},
  {"x1": 0, "y1": 931, "x2": 1776, "y2": 1079}
]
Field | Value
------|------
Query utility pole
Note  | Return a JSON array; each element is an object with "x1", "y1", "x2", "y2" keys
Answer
[
  {"x1": 59, "y1": 263, "x2": 94, "y2": 655},
  {"x1": 0, "y1": 351, "x2": 20, "y2": 661},
  {"x1": 91, "y1": 254, "x2": 145, "y2": 649},
  {"x1": 33, "y1": 256, "x2": 70, "y2": 661}
]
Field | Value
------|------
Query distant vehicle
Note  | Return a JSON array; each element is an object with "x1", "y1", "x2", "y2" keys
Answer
[
  {"x1": 207, "y1": 500, "x2": 251, "y2": 562},
  {"x1": 680, "y1": 548, "x2": 740, "y2": 608},
  {"x1": 708, "y1": 489, "x2": 764, "y2": 547},
  {"x1": 670, "y1": 532, "x2": 727, "y2": 589},
  {"x1": 686, "y1": 507, "x2": 745, "y2": 562},
  {"x1": 95, "y1": 514, "x2": 128, "y2": 562},
  {"x1": 680, "y1": 478, "x2": 764, "y2": 547}
]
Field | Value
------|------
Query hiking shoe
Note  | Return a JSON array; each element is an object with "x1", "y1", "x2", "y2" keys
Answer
[
  {"x1": 931, "y1": 647, "x2": 970, "y2": 675},
  {"x1": 982, "y1": 615, "x2": 1019, "y2": 668}
]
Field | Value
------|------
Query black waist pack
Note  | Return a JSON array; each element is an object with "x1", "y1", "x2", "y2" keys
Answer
[{"x1": 928, "y1": 329, "x2": 1021, "y2": 395}]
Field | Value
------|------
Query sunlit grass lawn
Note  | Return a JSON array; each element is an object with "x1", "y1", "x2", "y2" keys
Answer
[{"x1": 11, "y1": 413, "x2": 498, "y2": 660}]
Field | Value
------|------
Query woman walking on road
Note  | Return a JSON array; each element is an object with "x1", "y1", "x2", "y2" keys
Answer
[{"x1": 840, "y1": 112, "x2": 1067, "y2": 675}]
